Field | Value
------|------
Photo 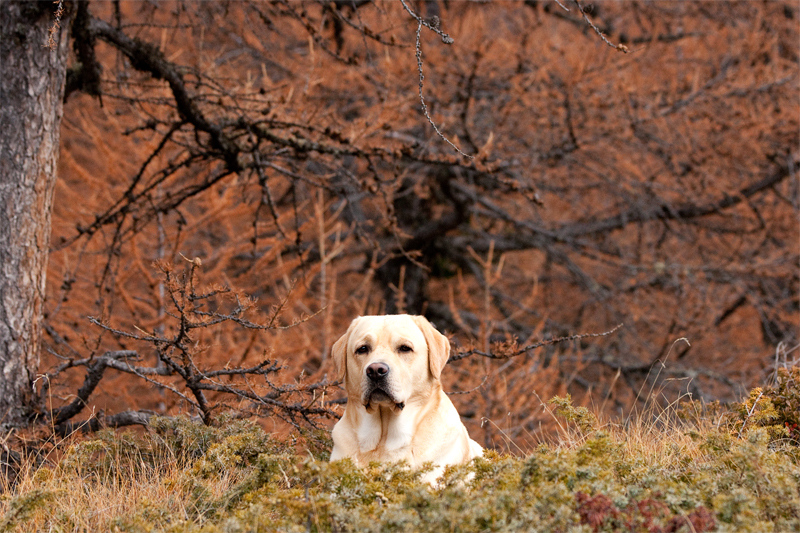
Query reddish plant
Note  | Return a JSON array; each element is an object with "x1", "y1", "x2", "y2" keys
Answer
[
  {"x1": 576, "y1": 492, "x2": 716, "y2": 533},
  {"x1": 575, "y1": 492, "x2": 619, "y2": 531}
]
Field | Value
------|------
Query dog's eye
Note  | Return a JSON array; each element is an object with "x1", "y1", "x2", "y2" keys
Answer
[
  {"x1": 355, "y1": 345, "x2": 370, "y2": 355},
  {"x1": 397, "y1": 344, "x2": 413, "y2": 353}
]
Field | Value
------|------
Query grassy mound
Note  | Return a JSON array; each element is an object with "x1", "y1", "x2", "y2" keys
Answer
[{"x1": 2, "y1": 391, "x2": 799, "y2": 532}]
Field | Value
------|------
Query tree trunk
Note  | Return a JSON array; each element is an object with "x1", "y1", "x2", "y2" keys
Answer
[{"x1": 0, "y1": 2, "x2": 70, "y2": 427}]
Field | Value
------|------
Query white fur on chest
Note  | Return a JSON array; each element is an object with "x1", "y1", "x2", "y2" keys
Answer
[{"x1": 357, "y1": 407, "x2": 415, "y2": 456}]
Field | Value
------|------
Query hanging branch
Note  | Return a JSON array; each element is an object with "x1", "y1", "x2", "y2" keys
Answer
[
  {"x1": 572, "y1": 0, "x2": 629, "y2": 53},
  {"x1": 399, "y1": 0, "x2": 474, "y2": 159}
]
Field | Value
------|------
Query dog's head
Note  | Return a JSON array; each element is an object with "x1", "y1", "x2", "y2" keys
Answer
[{"x1": 331, "y1": 315, "x2": 451, "y2": 413}]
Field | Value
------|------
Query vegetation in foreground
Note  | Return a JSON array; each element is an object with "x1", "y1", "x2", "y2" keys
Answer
[{"x1": 2, "y1": 368, "x2": 799, "y2": 533}]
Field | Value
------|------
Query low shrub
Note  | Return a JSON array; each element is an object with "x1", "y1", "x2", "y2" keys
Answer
[
  {"x1": 1, "y1": 394, "x2": 799, "y2": 532},
  {"x1": 735, "y1": 366, "x2": 800, "y2": 445}
]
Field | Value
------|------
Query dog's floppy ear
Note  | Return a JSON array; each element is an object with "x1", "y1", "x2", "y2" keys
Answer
[
  {"x1": 412, "y1": 315, "x2": 451, "y2": 379},
  {"x1": 331, "y1": 318, "x2": 357, "y2": 382}
]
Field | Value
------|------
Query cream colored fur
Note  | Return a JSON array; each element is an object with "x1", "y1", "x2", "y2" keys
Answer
[{"x1": 329, "y1": 315, "x2": 482, "y2": 484}]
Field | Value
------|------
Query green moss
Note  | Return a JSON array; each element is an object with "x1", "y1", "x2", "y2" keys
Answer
[
  {"x1": 0, "y1": 489, "x2": 57, "y2": 532},
  {"x1": 3, "y1": 392, "x2": 800, "y2": 532}
]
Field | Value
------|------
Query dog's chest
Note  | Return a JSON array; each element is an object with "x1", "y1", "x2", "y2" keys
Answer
[{"x1": 356, "y1": 408, "x2": 415, "y2": 461}]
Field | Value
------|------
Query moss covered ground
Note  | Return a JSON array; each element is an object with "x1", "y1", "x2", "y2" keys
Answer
[{"x1": 2, "y1": 382, "x2": 800, "y2": 532}]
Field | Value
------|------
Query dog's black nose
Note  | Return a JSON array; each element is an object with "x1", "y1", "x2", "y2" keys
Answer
[{"x1": 366, "y1": 362, "x2": 389, "y2": 381}]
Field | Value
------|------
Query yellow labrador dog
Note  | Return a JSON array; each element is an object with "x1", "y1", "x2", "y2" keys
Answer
[{"x1": 330, "y1": 314, "x2": 482, "y2": 483}]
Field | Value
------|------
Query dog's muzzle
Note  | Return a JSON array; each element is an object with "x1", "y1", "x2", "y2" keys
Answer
[{"x1": 363, "y1": 362, "x2": 405, "y2": 411}]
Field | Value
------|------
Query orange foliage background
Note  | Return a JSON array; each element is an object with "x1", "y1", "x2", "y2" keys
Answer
[{"x1": 45, "y1": 1, "x2": 798, "y2": 450}]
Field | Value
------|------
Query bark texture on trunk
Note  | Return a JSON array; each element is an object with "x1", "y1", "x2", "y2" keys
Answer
[{"x1": 0, "y1": 2, "x2": 70, "y2": 427}]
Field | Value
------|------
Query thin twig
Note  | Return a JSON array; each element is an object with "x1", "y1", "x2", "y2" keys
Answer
[
  {"x1": 398, "y1": 0, "x2": 474, "y2": 159},
  {"x1": 572, "y1": 0, "x2": 629, "y2": 53},
  {"x1": 46, "y1": 0, "x2": 65, "y2": 50},
  {"x1": 446, "y1": 374, "x2": 489, "y2": 395},
  {"x1": 737, "y1": 390, "x2": 764, "y2": 439},
  {"x1": 449, "y1": 323, "x2": 624, "y2": 363}
]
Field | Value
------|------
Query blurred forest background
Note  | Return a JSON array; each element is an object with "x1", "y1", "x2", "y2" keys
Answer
[{"x1": 41, "y1": 0, "x2": 798, "y2": 450}]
